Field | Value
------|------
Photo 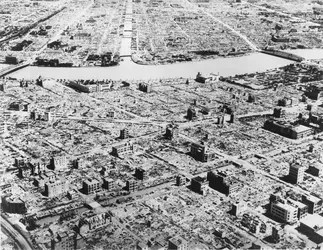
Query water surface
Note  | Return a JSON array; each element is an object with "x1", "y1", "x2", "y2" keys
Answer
[{"x1": 8, "y1": 53, "x2": 294, "y2": 80}]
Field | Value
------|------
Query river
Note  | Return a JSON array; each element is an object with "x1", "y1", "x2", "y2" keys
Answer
[
  {"x1": 7, "y1": 53, "x2": 293, "y2": 80},
  {"x1": 285, "y1": 49, "x2": 323, "y2": 60},
  {"x1": 6, "y1": 49, "x2": 323, "y2": 81}
]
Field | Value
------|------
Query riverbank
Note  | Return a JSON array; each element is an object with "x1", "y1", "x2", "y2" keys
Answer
[
  {"x1": 131, "y1": 50, "x2": 253, "y2": 66},
  {"x1": 285, "y1": 49, "x2": 323, "y2": 60}
]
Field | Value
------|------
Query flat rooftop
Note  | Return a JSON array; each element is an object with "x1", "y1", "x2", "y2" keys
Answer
[
  {"x1": 293, "y1": 124, "x2": 312, "y2": 133},
  {"x1": 275, "y1": 201, "x2": 297, "y2": 212},
  {"x1": 290, "y1": 164, "x2": 303, "y2": 169},
  {"x1": 169, "y1": 236, "x2": 187, "y2": 246},
  {"x1": 301, "y1": 214, "x2": 323, "y2": 230},
  {"x1": 288, "y1": 199, "x2": 307, "y2": 209},
  {"x1": 306, "y1": 195, "x2": 322, "y2": 203},
  {"x1": 192, "y1": 176, "x2": 206, "y2": 183}
]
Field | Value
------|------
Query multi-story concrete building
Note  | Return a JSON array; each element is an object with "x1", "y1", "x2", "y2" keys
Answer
[
  {"x1": 120, "y1": 128, "x2": 129, "y2": 139},
  {"x1": 176, "y1": 175, "x2": 186, "y2": 186},
  {"x1": 18, "y1": 162, "x2": 45, "y2": 178},
  {"x1": 1, "y1": 195, "x2": 26, "y2": 214},
  {"x1": 191, "y1": 176, "x2": 208, "y2": 195},
  {"x1": 44, "y1": 179, "x2": 69, "y2": 198},
  {"x1": 78, "y1": 212, "x2": 110, "y2": 235},
  {"x1": 15, "y1": 157, "x2": 30, "y2": 168},
  {"x1": 288, "y1": 164, "x2": 305, "y2": 184},
  {"x1": 51, "y1": 231, "x2": 76, "y2": 250},
  {"x1": 231, "y1": 202, "x2": 246, "y2": 216},
  {"x1": 72, "y1": 158, "x2": 84, "y2": 169},
  {"x1": 82, "y1": 178, "x2": 101, "y2": 195},
  {"x1": 187, "y1": 107, "x2": 197, "y2": 120},
  {"x1": 165, "y1": 123, "x2": 178, "y2": 140},
  {"x1": 302, "y1": 194, "x2": 323, "y2": 214},
  {"x1": 126, "y1": 179, "x2": 138, "y2": 192},
  {"x1": 135, "y1": 167, "x2": 147, "y2": 181},
  {"x1": 139, "y1": 83, "x2": 152, "y2": 93},
  {"x1": 271, "y1": 201, "x2": 298, "y2": 224},
  {"x1": 102, "y1": 178, "x2": 115, "y2": 191},
  {"x1": 308, "y1": 162, "x2": 323, "y2": 177},
  {"x1": 44, "y1": 111, "x2": 54, "y2": 122},
  {"x1": 287, "y1": 198, "x2": 308, "y2": 220},
  {"x1": 308, "y1": 112, "x2": 323, "y2": 129},
  {"x1": 0, "y1": 121, "x2": 8, "y2": 137},
  {"x1": 269, "y1": 195, "x2": 298, "y2": 224},
  {"x1": 273, "y1": 108, "x2": 286, "y2": 118},
  {"x1": 230, "y1": 112, "x2": 235, "y2": 123},
  {"x1": 271, "y1": 227, "x2": 284, "y2": 243},
  {"x1": 111, "y1": 142, "x2": 134, "y2": 158},
  {"x1": 49, "y1": 155, "x2": 68, "y2": 171},
  {"x1": 168, "y1": 236, "x2": 188, "y2": 250},
  {"x1": 136, "y1": 242, "x2": 149, "y2": 250},
  {"x1": 20, "y1": 80, "x2": 29, "y2": 88},
  {"x1": 30, "y1": 109, "x2": 58, "y2": 122},
  {"x1": 67, "y1": 81, "x2": 103, "y2": 93},
  {"x1": 190, "y1": 142, "x2": 216, "y2": 162},
  {"x1": 18, "y1": 163, "x2": 35, "y2": 178},
  {"x1": 67, "y1": 190, "x2": 78, "y2": 200},
  {"x1": 30, "y1": 110, "x2": 38, "y2": 120},
  {"x1": 264, "y1": 119, "x2": 313, "y2": 139},
  {"x1": 304, "y1": 85, "x2": 323, "y2": 101},
  {"x1": 35, "y1": 171, "x2": 56, "y2": 187},
  {"x1": 278, "y1": 97, "x2": 293, "y2": 107},
  {"x1": 195, "y1": 72, "x2": 212, "y2": 83},
  {"x1": 207, "y1": 171, "x2": 240, "y2": 196}
]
